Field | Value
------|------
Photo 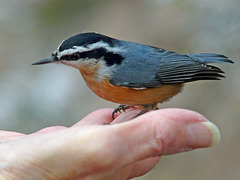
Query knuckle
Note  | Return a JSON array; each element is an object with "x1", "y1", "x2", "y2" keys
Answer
[
  {"x1": 148, "y1": 121, "x2": 166, "y2": 156},
  {"x1": 82, "y1": 128, "x2": 119, "y2": 170},
  {"x1": 148, "y1": 119, "x2": 183, "y2": 155}
]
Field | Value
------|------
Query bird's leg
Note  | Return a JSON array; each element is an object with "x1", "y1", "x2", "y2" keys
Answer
[
  {"x1": 112, "y1": 105, "x2": 132, "y2": 119},
  {"x1": 135, "y1": 103, "x2": 158, "y2": 118},
  {"x1": 135, "y1": 110, "x2": 148, "y2": 117},
  {"x1": 112, "y1": 103, "x2": 158, "y2": 119}
]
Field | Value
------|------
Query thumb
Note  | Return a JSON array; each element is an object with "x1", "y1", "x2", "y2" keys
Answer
[{"x1": 112, "y1": 108, "x2": 220, "y2": 165}]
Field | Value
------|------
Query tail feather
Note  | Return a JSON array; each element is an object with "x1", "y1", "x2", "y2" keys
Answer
[
  {"x1": 187, "y1": 53, "x2": 234, "y2": 64},
  {"x1": 158, "y1": 54, "x2": 232, "y2": 84}
]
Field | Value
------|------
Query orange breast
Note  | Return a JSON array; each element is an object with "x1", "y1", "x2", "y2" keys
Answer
[{"x1": 79, "y1": 69, "x2": 183, "y2": 106}]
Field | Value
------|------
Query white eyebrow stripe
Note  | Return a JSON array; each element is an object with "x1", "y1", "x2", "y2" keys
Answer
[
  {"x1": 57, "y1": 47, "x2": 87, "y2": 59},
  {"x1": 87, "y1": 41, "x2": 123, "y2": 53},
  {"x1": 56, "y1": 41, "x2": 123, "y2": 59}
]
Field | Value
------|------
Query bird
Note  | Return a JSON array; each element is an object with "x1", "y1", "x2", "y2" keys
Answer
[{"x1": 32, "y1": 32, "x2": 233, "y2": 119}]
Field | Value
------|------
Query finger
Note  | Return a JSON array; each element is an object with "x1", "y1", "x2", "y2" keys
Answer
[
  {"x1": 73, "y1": 108, "x2": 114, "y2": 126},
  {"x1": 112, "y1": 108, "x2": 220, "y2": 166},
  {"x1": 112, "y1": 108, "x2": 141, "y2": 124},
  {"x1": 33, "y1": 126, "x2": 67, "y2": 134},
  {"x1": 114, "y1": 157, "x2": 161, "y2": 179},
  {"x1": 0, "y1": 130, "x2": 25, "y2": 142},
  {"x1": 127, "y1": 157, "x2": 161, "y2": 179}
]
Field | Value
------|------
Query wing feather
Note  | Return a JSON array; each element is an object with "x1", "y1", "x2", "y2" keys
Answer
[{"x1": 109, "y1": 43, "x2": 232, "y2": 88}]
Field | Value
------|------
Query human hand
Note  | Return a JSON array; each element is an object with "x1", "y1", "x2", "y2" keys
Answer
[{"x1": 0, "y1": 108, "x2": 220, "y2": 180}]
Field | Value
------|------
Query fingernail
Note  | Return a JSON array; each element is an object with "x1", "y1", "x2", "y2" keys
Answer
[
  {"x1": 201, "y1": 121, "x2": 221, "y2": 146},
  {"x1": 187, "y1": 121, "x2": 221, "y2": 148}
]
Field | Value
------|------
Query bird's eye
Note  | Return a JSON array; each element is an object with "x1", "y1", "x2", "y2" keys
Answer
[{"x1": 71, "y1": 53, "x2": 80, "y2": 60}]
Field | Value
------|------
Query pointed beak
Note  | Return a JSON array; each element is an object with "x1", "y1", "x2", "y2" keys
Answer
[{"x1": 32, "y1": 56, "x2": 57, "y2": 65}]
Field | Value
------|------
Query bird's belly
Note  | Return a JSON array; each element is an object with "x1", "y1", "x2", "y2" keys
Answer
[{"x1": 81, "y1": 72, "x2": 183, "y2": 106}]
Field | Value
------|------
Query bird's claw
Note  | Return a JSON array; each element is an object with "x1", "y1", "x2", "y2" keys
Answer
[{"x1": 112, "y1": 105, "x2": 131, "y2": 119}]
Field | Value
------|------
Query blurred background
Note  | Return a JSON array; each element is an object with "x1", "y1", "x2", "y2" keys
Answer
[{"x1": 0, "y1": 0, "x2": 239, "y2": 179}]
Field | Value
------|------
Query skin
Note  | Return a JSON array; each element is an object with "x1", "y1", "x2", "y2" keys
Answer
[{"x1": 0, "y1": 108, "x2": 219, "y2": 180}]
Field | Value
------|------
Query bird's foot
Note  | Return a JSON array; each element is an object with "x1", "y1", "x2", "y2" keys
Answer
[
  {"x1": 134, "y1": 103, "x2": 159, "y2": 118},
  {"x1": 135, "y1": 110, "x2": 149, "y2": 118},
  {"x1": 112, "y1": 105, "x2": 132, "y2": 119}
]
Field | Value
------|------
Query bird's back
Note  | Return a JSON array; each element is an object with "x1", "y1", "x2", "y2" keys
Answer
[{"x1": 109, "y1": 40, "x2": 233, "y2": 88}]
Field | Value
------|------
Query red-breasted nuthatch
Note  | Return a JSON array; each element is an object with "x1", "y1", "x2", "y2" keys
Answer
[{"x1": 33, "y1": 32, "x2": 233, "y2": 118}]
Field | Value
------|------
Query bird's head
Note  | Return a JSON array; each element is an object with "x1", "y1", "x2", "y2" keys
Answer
[{"x1": 33, "y1": 32, "x2": 124, "y2": 70}]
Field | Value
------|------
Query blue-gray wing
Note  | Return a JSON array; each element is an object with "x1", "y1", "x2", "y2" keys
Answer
[{"x1": 109, "y1": 43, "x2": 230, "y2": 88}]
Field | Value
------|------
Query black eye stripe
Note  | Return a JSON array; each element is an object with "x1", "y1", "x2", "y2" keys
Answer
[
  {"x1": 72, "y1": 53, "x2": 80, "y2": 59},
  {"x1": 60, "y1": 53, "x2": 80, "y2": 60},
  {"x1": 59, "y1": 48, "x2": 124, "y2": 66}
]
